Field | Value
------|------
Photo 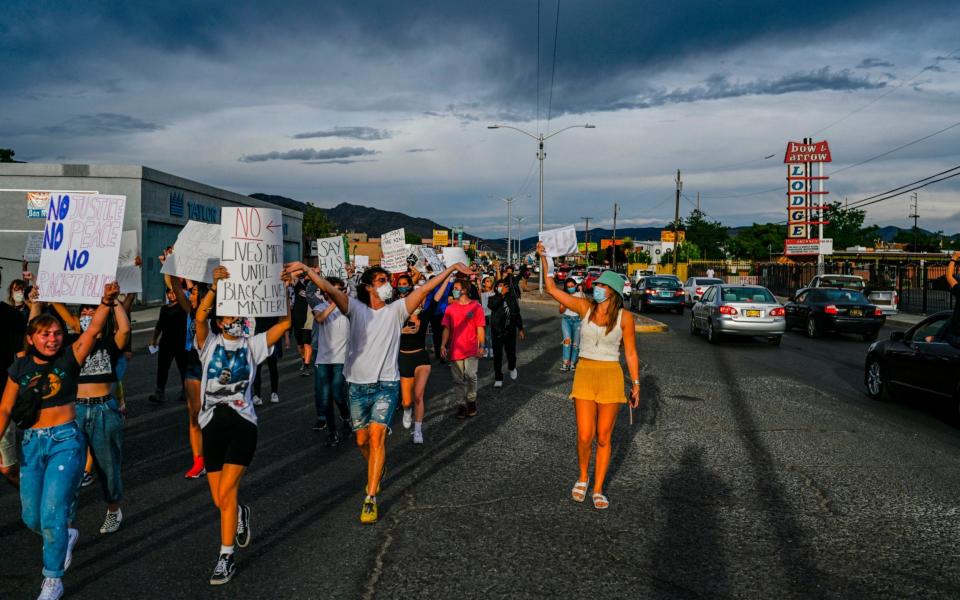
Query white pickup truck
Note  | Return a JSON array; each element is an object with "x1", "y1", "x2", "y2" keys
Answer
[{"x1": 805, "y1": 274, "x2": 899, "y2": 315}]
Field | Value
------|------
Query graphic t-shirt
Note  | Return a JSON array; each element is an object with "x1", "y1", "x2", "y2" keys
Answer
[
  {"x1": 197, "y1": 333, "x2": 272, "y2": 427},
  {"x1": 442, "y1": 301, "x2": 485, "y2": 361},
  {"x1": 313, "y1": 300, "x2": 349, "y2": 365},
  {"x1": 77, "y1": 335, "x2": 122, "y2": 384},
  {"x1": 9, "y1": 350, "x2": 81, "y2": 410},
  {"x1": 343, "y1": 298, "x2": 409, "y2": 384}
]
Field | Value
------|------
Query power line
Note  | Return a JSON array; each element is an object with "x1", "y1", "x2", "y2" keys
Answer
[
  {"x1": 845, "y1": 164, "x2": 960, "y2": 210},
  {"x1": 545, "y1": 0, "x2": 561, "y2": 134},
  {"x1": 829, "y1": 119, "x2": 960, "y2": 176},
  {"x1": 847, "y1": 168, "x2": 960, "y2": 211}
]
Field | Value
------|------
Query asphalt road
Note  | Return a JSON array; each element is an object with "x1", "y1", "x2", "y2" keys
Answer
[{"x1": 2, "y1": 303, "x2": 959, "y2": 599}]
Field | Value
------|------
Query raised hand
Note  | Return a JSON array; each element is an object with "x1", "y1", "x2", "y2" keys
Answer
[{"x1": 102, "y1": 281, "x2": 121, "y2": 304}]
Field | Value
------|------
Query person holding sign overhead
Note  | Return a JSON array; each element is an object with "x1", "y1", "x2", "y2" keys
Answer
[
  {"x1": 537, "y1": 241, "x2": 640, "y2": 511},
  {"x1": 194, "y1": 266, "x2": 292, "y2": 586},
  {"x1": 284, "y1": 259, "x2": 470, "y2": 525}
]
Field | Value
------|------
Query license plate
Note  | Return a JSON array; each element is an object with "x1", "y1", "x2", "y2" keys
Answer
[
  {"x1": 659, "y1": 291, "x2": 672, "y2": 297},
  {"x1": 745, "y1": 309, "x2": 761, "y2": 317},
  {"x1": 850, "y1": 309, "x2": 862, "y2": 317}
]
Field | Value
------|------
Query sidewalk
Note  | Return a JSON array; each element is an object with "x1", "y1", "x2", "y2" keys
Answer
[{"x1": 519, "y1": 291, "x2": 669, "y2": 333}]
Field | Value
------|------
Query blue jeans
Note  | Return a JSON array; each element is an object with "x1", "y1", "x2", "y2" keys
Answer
[
  {"x1": 20, "y1": 422, "x2": 86, "y2": 578},
  {"x1": 75, "y1": 396, "x2": 124, "y2": 504},
  {"x1": 561, "y1": 315, "x2": 581, "y2": 364},
  {"x1": 348, "y1": 381, "x2": 400, "y2": 432},
  {"x1": 314, "y1": 364, "x2": 348, "y2": 425}
]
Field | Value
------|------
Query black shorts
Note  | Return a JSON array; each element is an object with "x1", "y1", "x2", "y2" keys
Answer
[
  {"x1": 202, "y1": 405, "x2": 258, "y2": 471},
  {"x1": 294, "y1": 328, "x2": 312, "y2": 346},
  {"x1": 398, "y1": 349, "x2": 430, "y2": 378}
]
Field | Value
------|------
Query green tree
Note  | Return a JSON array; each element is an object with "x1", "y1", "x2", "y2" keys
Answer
[
  {"x1": 0, "y1": 148, "x2": 16, "y2": 163},
  {"x1": 728, "y1": 223, "x2": 785, "y2": 261},
  {"x1": 303, "y1": 204, "x2": 334, "y2": 239},
  {"x1": 823, "y1": 201, "x2": 866, "y2": 250},
  {"x1": 858, "y1": 224, "x2": 881, "y2": 247},
  {"x1": 405, "y1": 232, "x2": 424, "y2": 245},
  {"x1": 684, "y1": 209, "x2": 728, "y2": 259},
  {"x1": 661, "y1": 242, "x2": 701, "y2": 264},
  {"x1": 629, "y1": 248, "x2": 652, "y2": 263}
]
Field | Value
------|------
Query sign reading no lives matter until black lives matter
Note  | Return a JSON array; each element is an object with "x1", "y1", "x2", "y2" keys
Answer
[{"x1": 218, "y1": 206, "x2": 286, "y2": 317}]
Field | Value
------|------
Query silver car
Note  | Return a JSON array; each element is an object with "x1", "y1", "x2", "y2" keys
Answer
[
  {"x1": 683, "y1": 276, "x2": 725, "y2": 304},
  {"x1": 690, "y1": 285, "x2": 787, "y2": 345}
]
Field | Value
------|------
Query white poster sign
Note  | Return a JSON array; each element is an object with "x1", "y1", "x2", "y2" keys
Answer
[
  {"x1": 217, "y1": 206, "x2": 286, "y2": 317},
  {"x1": 538, "y1": 225, "x2": 578, "y2": 257},
  {"x1": 353, "y1": 255, "x2": 370, "y2": 268},
  {"x1": 116, "y1": 230, "x2": 142, "y2": 294},
  {"x1": 420, "y1": 247, "x2": 445, "y2": 273},
  {"x1": 441, "y1": 247, "x2": 469, "y2": 267},
  {"x1": 161, "y1": 221, "x2": 221, "y2": 283},
  {"x1": 315, "y1": 235, "x2": 347, "y2": 278},
  {"x1": 37, "y1": 193, "x2": 126, "y2": 304},
  {"x1": 23, "y1": 232, "x2": 44, "y2": 262},
  {"x1": 380, "y1": 228, "x2": 407, "y2": 273}
]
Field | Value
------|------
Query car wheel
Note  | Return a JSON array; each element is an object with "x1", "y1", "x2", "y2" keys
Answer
[
  {"x1": 707, "y1": 320, "x2": 720, "y2": 344},
  {"x1": 806, "y1": 316, "x2": 822, "y2": 339},
  {"x1": 862, "y1": 330, "x2": 879, "y2": 342},
  {"x1": 689, "y1": 314, "x2": 699, "y2": 335},
  {"x1": 767, "y1": 335, "x2": 782, "y2": 347},
  {"x1": 865, "y1": 359, "x2": 886, "y2": 400}
]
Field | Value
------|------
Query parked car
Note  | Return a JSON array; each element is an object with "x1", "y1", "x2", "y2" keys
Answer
[
  {"x1": 864, "y1": 311, "x2": 959, "y2": 410},
  {"x1": 554, "y1": 266, "x2": 572, "y2": 283},
  {"x1": 784, "y1": 288, "x2": 886, "y2": 341},
  {"x1": 633, "y1": 268, "x2": 655, "y2": 286},
  {"x1": 806, "y1": 274, "x2": 898, "y2": 315},
  {"x1": 632, "y1": 276, "x2": 685, "y2": 313},
  {"x1": 569, "y1": 268, "x2": 586, "y2": 285},
  {"x1": 683, "y1": 277, "x2": 725, "y2": 305},
  {"x1": 690, "y1": 285, "x2": 786, "y2": 345}
]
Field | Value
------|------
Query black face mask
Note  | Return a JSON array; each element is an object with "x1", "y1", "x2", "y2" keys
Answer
[{"x1": 28, "y1": 344, "x2": 63, "y2": 361}]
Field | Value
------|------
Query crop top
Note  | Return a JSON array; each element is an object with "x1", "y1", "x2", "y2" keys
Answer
[
  {"x1": 8, "y1": 349, "x2": 82, "y2": 410},
  {"x1": 77, "y1": 335, "x2": 122, "y2": 384},
  {"x1": 399, "y1": 302, "x2": 435, "y2": 352},
  {"x1": 578, "y1": 308, "x2": 623, "y2": 362}
]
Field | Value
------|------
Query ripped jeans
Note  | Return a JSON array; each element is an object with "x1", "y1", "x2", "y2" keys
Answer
[{"x1": 561, "y1": 315, "x2": 581, "y2": 364}]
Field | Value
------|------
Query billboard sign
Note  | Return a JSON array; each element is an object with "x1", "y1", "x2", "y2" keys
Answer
[
  {"x1": 432, "y1": 229, "x2": 449, "y2": 247},
  {"x1": 660, "y1": 230, "x2": 685, "y2": 243}
]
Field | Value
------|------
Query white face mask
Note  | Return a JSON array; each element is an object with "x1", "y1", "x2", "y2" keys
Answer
[
  {"x1": 376, "y1": 283, "x2": 393, "y2": 302},
  {"x1": 12, "y1": 291, "x2": 24, "y2": 303},
  {"x1": 79, "y1": 315, "x2": 93, "y2": 332}
]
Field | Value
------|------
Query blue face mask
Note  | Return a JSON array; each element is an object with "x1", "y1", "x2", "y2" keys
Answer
[
  {"x1": 451, "y1": 289, "x2": 462, "y2": 299},
  {"x1": 397, "y1": 286, "x2": 412, "y2": 295},
  {"x1": 593, "y1": 287, "x2": 607, "y2": 303}
]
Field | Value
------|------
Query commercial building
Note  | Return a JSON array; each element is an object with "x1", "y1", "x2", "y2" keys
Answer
[{"x1": 0, "y1": 163, "x2": 303, "y2": 304}]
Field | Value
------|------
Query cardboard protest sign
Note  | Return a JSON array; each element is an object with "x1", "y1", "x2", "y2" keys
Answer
[
  {"x1": 380, "y1": 228, "x2": 408, "y2": 273},
  {"x1": 315, "y1": 235, "x2": 347, "y2": 278},
  {"x1": 161, "y1": 221, "x2": 220, "y2": 283},
  {"x1": 116, "y1": 230, "x2": 142, "y2": 294},
  {"x1": 420, "y1": 247, "x2": 445, "y2": 274},
  {"x1": 440, "y1": 246, "x2": 469, "y2": 267},
  {"x1": 217, "y1": 206, "x2": 286, "y2": 317},
  {"x1": 37, "y1": 194, "x2": 126, "y2": 303},
  {"x1": 23, "y1": 232, "x2": 44, "y2": 262}
]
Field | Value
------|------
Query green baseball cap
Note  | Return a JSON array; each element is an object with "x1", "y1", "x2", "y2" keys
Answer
[{"x1": 594, "y1": 271, "x2": 624, "y2": 297}]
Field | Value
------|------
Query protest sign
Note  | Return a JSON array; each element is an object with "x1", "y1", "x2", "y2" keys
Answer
[
  {"x1": 37, "y1": 193, "x2": 126, "y2": 304},
  {"x1": 440, "y1": 246, "x2": 469, "y2": 267},
  {"x1": 380, "y1": 228, "x2": 407, "y2": 273},
  {"x1": 538, "y1": 225, "x2": 578, "y2": 257},
  {"x1": 217, "y1": 206, "x2": 286, "y2": 317},
  {"x1": 116, "y1": 230, "x2": 142, "y2": 294},
  {"x1": 23, "y1": 232, "x2": 44, "y2": 261},
  {"x1": 160, "y1": 221, "x2": 220, "y2": 283},
  {"x1": 315, "y1": 235, "x2": 347, "y2": 278},
  {"x1": 353, "y1": 255, "x2": 370, "y2": 268},
  {"x1": 420, "y1": 247, "x2": 445, "y2": 274}
]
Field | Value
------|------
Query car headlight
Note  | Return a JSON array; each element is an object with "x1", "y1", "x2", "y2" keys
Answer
[{"x1": 867, "y1": 342, "x2": 878, "y2": 352}]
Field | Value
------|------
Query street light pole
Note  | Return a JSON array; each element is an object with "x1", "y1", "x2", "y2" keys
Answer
[
  {"x1": 502, "y1": 196, "x2": 513, "y2": 264},
  {"x1": 488, "y1": 123, "x2": 595, "y2": 293},
  {"x1": 513, "y1": 216, "x2": 526, "y2": 263}
]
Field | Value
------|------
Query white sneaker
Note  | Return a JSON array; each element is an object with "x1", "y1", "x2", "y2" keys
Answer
[
  {"x1": 402, "y1": 408, "x2": 413, "y2": 429},
  {"x1": 270, "y1": 393, "x2": 280, "y2": 404},
  {"x1": 509, "y1": 369, "x2": 518, "y2": 380},
  {"x1": 100, "y1": 509, "x2": 122, "y2": 534},
  {"x1": 63, "y1": 528, "x2": 79, "y2": 570},
  {"x1": 252, "y1": 395, "x2": 263, "y2": 406},
  {"x1": 412, "y1": 430, "x2": 424, "y2": 444},
  {"x1": 493, "y1": 380, "x2": 503, "y2": 388},
  {"x1": 38, "y1": 577, "x2": 63, "y2": 600}
]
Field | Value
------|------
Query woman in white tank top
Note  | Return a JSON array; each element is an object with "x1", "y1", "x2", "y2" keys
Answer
[{"x1": 538, "y1": 243, "x2": 640, "y2": 510}]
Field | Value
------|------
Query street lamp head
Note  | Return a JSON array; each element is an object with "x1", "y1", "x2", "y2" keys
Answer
[
  {"x1": 487, "y1": 125, "x2": 500, "y2": 129},
  {"x1": 584, "y1": 124, "x2": 596, "y2": 129}
]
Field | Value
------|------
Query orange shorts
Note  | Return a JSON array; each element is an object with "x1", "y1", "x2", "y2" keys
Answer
[{"x1": 569, "y1": 358, "x2": 627, "y2": 404}]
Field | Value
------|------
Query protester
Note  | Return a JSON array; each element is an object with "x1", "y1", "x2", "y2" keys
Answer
[
  {"x1": 149, "y1": 287, "x2": 189, "y2": 404},
  {"x1": 285, "y1": 259, "x2": 469, "y2": 524},
  {"x1": 290, "y1": 273, "x2": 313, "y2": 375},
  {"x1": 251, "y1": 315, "x2": 282, "y2": 405},
  {"x1": 0, "y1": 282, "x2": 119, "y2": 600},
  {"x1": 308, "y1": 275, "x2": 351, "y2": 445},
  {"x1": 0, "y1": 274, "x2": 27, "y2": 488},
  {"x1": 538, "y1": 242, "x2": 640, "y2": 510},
  {"x1": 946, "y1": 250, "x2": 960, "y2": 345},
  {"x1": 398, "y1": 273, "x2": 437, "y2": 444},
  {"x1": 8, "y1": 278, "x2": 30, "y2": 321},
  {"x1": 194, "y1": 266, "x2": 291, "y2": 585},
  {"x1": 488, "y1": 279, "x2": 524, "y2": 388},
  {"x1": 559, "y1": 279, "x2": 584, "y2": 372},
  {"x1": 427, "y1": 275, "x2": 455, "y2": 362},
  {"x1": 46, "y1": 295, "x2": 131, "y2": 536},
  {"x1": 441, "y1": 279, "x2": 485, "y2": 418},
  {"x1": 479, "y1": 276, "x2": 495, "y2": 358}
]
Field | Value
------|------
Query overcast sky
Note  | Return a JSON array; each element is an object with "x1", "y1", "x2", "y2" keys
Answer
[{"x1": 3, "y1": 1, "x2": 960, "y2": 238}]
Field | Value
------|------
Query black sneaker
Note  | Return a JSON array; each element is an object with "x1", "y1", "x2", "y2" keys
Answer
[
  {"x1": 312, "y1": 419, "x2": 327, "y2": 432},
  {"x1": 209, "y1": 553, "x2": 236, "y2": 586},
  {"x1": 148, "y1": 389, "x2": 164, "y2": 404},
  {"x1": 236, "y1": 504, "x2": 251, "y2": 548},
  {"x1": 80, "y1": 471, "x2": 95, "y2": 488},
  {"x1": 341, "y1": 419, "x2": 354, "y2": 439}
]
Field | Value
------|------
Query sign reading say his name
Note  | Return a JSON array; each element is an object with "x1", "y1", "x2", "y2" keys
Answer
[
  {"x1": 37, "y1": 194, "x2": 126, "y2": 304},
  {"x1": 380, "y1": 228, "x2": 408, "y2": 273},
  {"x1": 315, "y1": 235, "x2": 347, "y2": 278},
  {"x1": 218, "y1": 206, "x2": 286, "y2": 317}
]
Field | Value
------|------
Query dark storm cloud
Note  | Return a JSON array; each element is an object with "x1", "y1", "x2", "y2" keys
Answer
[
  {"x1": 301, "y1": 159, "x2": 379, "y2": 165},
  {"x1": 238, "y1": 146, "x2": 379, "y2": 162},
  {"x1": 857, "y1": 58, "x2": 894, "y2": 69},
  {"x1": 292, "y1": 126, "x2": 393, "y2": 140},
  {"x1": 44, "y1": 112, "x2": 164, "y2": 135}
]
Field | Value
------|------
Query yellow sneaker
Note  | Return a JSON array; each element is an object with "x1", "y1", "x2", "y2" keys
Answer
[{"x1": 360, "y1": 497, "x2": 378, "y2": 524}]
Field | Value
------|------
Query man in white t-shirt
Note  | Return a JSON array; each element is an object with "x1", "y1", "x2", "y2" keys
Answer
[
  {"x1": 307, "y1": 276, "x2": 351, "y2": 445},
  {"x1": 285, "y1": 259, "x2": 469, "y2": 524}
]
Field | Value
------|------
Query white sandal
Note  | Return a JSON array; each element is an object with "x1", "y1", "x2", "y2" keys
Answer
[
  {"x1": 592, "y1": 492, "x2": 609, "y2": 510},
  {"x1": 571, "y1": 480, "x2": 589, "y2": 503}
]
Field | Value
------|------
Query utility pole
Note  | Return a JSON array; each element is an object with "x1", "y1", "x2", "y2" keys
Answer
[
  {"x1": 611, "y1": 203, "x2": 620, "y2": 272},
  {"x1": 909, "y1": 192, "x2": 920, "y2": 252},
  {"x1": 501, "y1": 197, "x2": 514, "y2": 264},
  {"x1": 581, "y1": 216, "x2": 591, "y2": 265},
  {"x1": 696, "y1": 192, "x2": 700, "y2": 213},
  {"x1": 673, "y1": 169, "x2": 682, "y2": 274}
]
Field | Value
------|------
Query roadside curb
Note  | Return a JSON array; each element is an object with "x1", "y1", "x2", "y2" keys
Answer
[{"x1": 519, "y1": 294, "x2": 669, "y2": 333}]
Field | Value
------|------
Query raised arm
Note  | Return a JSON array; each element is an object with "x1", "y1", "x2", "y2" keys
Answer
[
  {"x1": 407, "y1": 263, "x2": 470, "y2": 314},
  {"x1": 537, "y1": 242, "x2": 591, "y2": 317},
  {"x1": 51, "y1": 302, "x2": 81, "y2": 333},
  {"x1": 948, "y1": 250, "x2": 960, "y2": 288},
  {"x1": 621, "y1": 311, "x2": 640, "y2": 409},
  {"x1": 26, "y1": 286, "x2": 43, "y2": 321},
  {"x1": 112, "y1": 302, "x2": 131, "y2": 350},
  {"x1": 285, "y1": 262, "x2": 349, "y2": 315},
  {"x1": 71, "y1": 282, "x2": 121, "y2": 364},
  {"x1": 166, "y1": 273, "x2": 192, "y2": 314},
  {"x1": 265, "y1": 280, "x2": 293, "y2": 347},
  {"x1": 433, "y1": 274, "x2": 454, "y2": 303},
  {"x1": 195, "y1": 266, "x2": 229, "y2": 351}
]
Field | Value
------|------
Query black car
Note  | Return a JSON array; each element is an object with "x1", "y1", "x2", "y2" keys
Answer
[
  {"x1": 864, "y1": 311, "x2": 959, "y2": 413},
  {"x1": 784, "y1": 288, "x2": 885, "y2": 341},
  {"x1": 632, "y1": 276, "x2": 685, "y2": 314}
]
